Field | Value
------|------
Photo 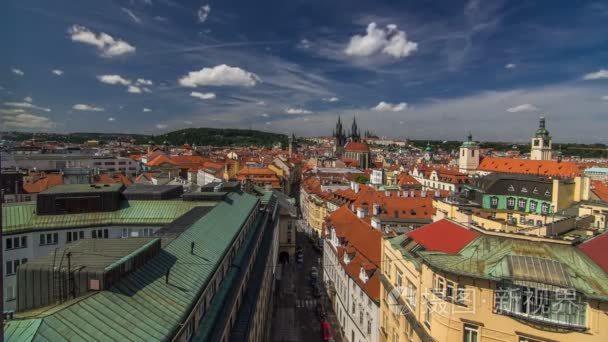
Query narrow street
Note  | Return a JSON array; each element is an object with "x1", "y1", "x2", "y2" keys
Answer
[{"x1": 271, "y1": 226, "x2": 343, "y2": 342}]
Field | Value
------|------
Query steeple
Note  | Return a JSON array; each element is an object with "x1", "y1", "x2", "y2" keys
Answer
[
  {"x1": 531, "y1": 115, "x2": 552, "y2": 160},
  {"x1": 350, "y1": 116, "x2": 360, "y2": 142}
]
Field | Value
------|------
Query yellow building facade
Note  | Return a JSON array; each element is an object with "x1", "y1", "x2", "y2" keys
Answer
[{"x1": 379, "y1": 221, "x2": 608, "y2": 342}]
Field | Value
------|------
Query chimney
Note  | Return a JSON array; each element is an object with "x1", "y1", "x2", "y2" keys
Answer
[
  {"x1": 356, "y1": 207, "x2": 367, "y2": 219},
  {"x1": 354, "y1": 182, "x2": 360, "y2": 193},
  {"x1": 410, "y1": 190, "x2": 415, "y2": 197},
  {"x1": 385, "y1": 191, "x2": 390, "y2": 197},
  {"x1": 435, "y1": 190, "x2": 440, "y2": 198},
  {"x1": 371, "y1": 216, "x2": 381, "y2": 229},
  {"x1": 421, "y1": 191, "x2": 427, "y2": 197},
  {"x1": 373, "y1": 203, "x2": 380, "y2": 215},
  {"x1": 397, "y1": 191, "x2": 401, "y2": 197},
  {"x1": 350, "y1": 181, "x2": 356, "y2": 191}
]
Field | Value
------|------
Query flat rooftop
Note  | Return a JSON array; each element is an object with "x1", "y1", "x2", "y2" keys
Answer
[
  {"x1": 40, "y1": 183, "x2": 123, "y2": 194},
  {"x1": 23, "y1": 238, "x2": 159, "y2": 272}
]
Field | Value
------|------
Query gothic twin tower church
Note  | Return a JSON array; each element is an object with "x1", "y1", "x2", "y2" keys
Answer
[{"x1": 332, "y1": 115, "x2": 361, "y2": 148}]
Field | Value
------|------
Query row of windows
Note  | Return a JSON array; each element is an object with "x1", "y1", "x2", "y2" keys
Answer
[
  {"x1": 490, "y1": 196, "x2": 551, "y2": 213},
  {"x1": 5, "y1": 258, "x2": 28, "y2": 276},
  {"x1": 5, "y1": 236, "x2": 27, "y2": 250}
]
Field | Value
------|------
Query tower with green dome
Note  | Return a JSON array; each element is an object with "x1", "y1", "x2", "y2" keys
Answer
[
  {"x1": 459, "y1": 132, "x2": 480, "y2": 173},
  {"x1": 530, "y1": 116, "x2": 552, "y2": 161}
]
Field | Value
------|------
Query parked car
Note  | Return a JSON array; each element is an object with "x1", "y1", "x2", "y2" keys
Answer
[
  {"x1": 312, "y1": 283, "x2": 322, "y2": 298},
  {"x1": 316, "y1": 302, "x2": 326, "y2": 319},
  {"x1": 310, "y1": 267, "x2": 318, "y2": 279},
  {"x1": 321, "y1": 320, "x2": 333, "y2": 341}
]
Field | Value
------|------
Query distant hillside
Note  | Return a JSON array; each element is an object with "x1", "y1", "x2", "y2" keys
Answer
[
  {"x1": 143, "y1": 128, "x2": 288, "y2": 148},
  {"x1": 1, "y1": 128, "x2": 287, "y2": 149}
]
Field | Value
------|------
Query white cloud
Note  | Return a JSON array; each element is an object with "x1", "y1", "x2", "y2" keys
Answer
[
  {"x1": 143, "y1": 87, "x2": 152, "y2": 93},
  {"x1": 1, "y1": 108, "x2": 54, "y2": 130},
  {"x1": 73, "y1": 104, "x2": 105, "y2": 111},
  {"x1": 505, "y1": 63, "x2": 517, "y2": 69},
  {"x1": 97, "y1": 74, "x2": 131, "y2": 86},
  {"x1": 300, "y1": 39, "x2": 311, "y2": 49},
  {"x1": 24, "y1": 96, "x2": 33, "y2": 103},
  {"x1": 11, "y1": 68, "x2": 24, "y2": 76},
  {"x1": 121, "y1": 8, "x2": 141, "y2": 24},
  {"x1": 127, "y1": 85, "x2": 142, "y2": 93},
  {"x1": 583, "y1": 69, "x2": 608, "y2": 80},
  {"x1": 602, "y1": 95, "x2": 608, "y2": 101},
  {"x1": 179, "y1": 64, "x2": 260, "y2": 87},
  {"x1": 184, "y1": 120, "x2": 193, "y2": 125},
  {"x1": 190, "y1": 91, "x2": 216, "y2": 100},
  {"x1": 136, "y1": 78, "x2": 153, "y2": 86},
  {"x1": 265, "y1": 121, "x2": 271, "y2": 125},
  {"x1": 198, "y1": 4, "x2": 211, "y2": 23},
  {"x1": 371, "y1": 101, "x2": 408, "y2": 112},
  {"x1": 154, "y1": 16, "x2": 168, "y2": 22},
  {"x1": 506, "y1": 103, "x2": 539, "y2": 113},
  {"x1": 51, "y1": 69, "x2": 64, "y2": 76},
  {"x1": 257, "y1": 101, "x2": 266, "y2": 106},
  {"x1": 108, "y1": 117, "x2": 116, "y2": 122},
  {"x1": 4, "y1": 102, "x2": 51, "y2": 112},
  {"x1": 156, "y1": 123, "x2": 168, "y2": 129},
  {"x1": 285, "y1": 107, "x2": 312, "y2": 114},
  {"x1": 324, "y1": 97, "x2": 339, "y2": 102},
  {"x1": 68, "y1": 25, "x2": 135, "y2": 57},
  {"x1": 142, "y1": 108, "x2": 152, "y2": 112},
  {"x1": 261, "y1": 113, "x2": 270, "y2": 118},
  {"x1": 344, "y1": 22, "x2": 417, "y2": 58}
]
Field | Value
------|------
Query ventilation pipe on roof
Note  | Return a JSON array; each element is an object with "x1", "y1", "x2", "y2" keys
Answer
[
  {"x1": 357, "y1": 207, "x2": 367, "y2": 219},
  {"x1": 373, "y1": 203, "x2": 381, "y2": 215},
  {"x1": 385, "y1": 191, "x2": 390, "y2": 197},
  {"x1": 410, "y1": 190, "x2": 415, "y2": 197},
  {"x1": 371, "y1": 216, "x2": 381, "y2": 229},
  {"x1": 354, "y1": 182, "x2": 360, "y2": 193},
  {"x1": 350, "y1": 181, "x2": 356, "y2": 191},
  {"x1": 421, "y1": 191, "x2": 427, "y2": 197},
  {"x1": 403, "y1": 191, "x2": 409, "y2": 198}
]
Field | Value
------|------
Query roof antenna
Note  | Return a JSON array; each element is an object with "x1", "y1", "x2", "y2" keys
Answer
[{"x1": 191, "y1": 241, "x2": 195, "y2": 255}]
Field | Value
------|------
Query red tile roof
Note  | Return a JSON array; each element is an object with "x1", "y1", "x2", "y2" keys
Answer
[
  {"x1": 397, "y1": 174, "x2": 420, "y2": 186},
  {"x1": 344, "y1": 141, "x2": 370, "y2": 152},
  {"x1": 578, "y1": 232, "x2": 608, "y2": 273},
  {"x1": 478, "y1": 157, "x2": 581, "y2": 178},
  {"x1": 407, "y1": 219, "x2": 479, "y2": 254},
  {"x1": 23, "y1": 174, "x2": 64, "y2": 193},
  {"x1": 591, "y1": 181, "x2": 608, "y2": 202}
]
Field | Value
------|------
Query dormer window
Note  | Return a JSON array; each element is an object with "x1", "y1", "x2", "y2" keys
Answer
[
  {"x1": 532, "y1": 187, "x2": 539, "y2": 194},
  {"x1": 507, "y1": 185, "x2": 515, "y2": 192},
  {"x1": 521, "y1": 187, "x2": 527, "y2": 193},
  {"x1": 359, "y1": 267, "x2": 369, "y2": 283},
  {"x1": 344, "y1": 253, "x2": 351, "y2": 264},
  {"x1": 544, "y1": 189, "x2": 551, "y2": 197}
]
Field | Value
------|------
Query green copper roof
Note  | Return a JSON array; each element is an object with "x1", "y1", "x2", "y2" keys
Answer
[
  {"x1": 5, "y1": 191, "x2": 260, "y2": 341},
  {"x1": 2, "y1": 200, "x2": 216, "y2": 234},
  {"x1": 390, "y1": 233, "x2": 608, "y2": 301}
]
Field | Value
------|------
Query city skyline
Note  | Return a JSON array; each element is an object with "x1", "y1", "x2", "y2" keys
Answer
[{"x1": 2, "y1": 0, "x2": 608, "y2": 142}]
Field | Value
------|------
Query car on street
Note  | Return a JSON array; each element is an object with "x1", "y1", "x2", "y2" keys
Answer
[{"x1": 312, "y1": 283, "x2": 322, "y2": 298}]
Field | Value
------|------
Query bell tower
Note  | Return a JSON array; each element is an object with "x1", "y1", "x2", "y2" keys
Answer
[
  {"x1": 530, "y1": 116, "x2": 552, "y2": 161},
  {"x1": 459, "y1": 132, "x2": 480, "y2": 174}
]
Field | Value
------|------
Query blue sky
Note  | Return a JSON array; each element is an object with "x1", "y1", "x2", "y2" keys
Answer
[{"x1": 1, "y1": 0, "x2": 608, "y2": 142}]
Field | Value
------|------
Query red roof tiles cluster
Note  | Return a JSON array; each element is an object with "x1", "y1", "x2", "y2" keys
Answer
[
  {"x1": 328, "y1": 206, "x2": 382, "y2": 300},
  {"x1": 478, "y1": 157, "x2": 582, "y2": 178},
  {"x1": 591, "y1": 181, "x2": 608, "y2": 202},
  {"x1": 23, "y1": 173, "x2": 64, "y2": 194},
  {"x1": 344, "y1": 141, "x2": 370, "y2": 152},
  {"x1": 407, "y1": 219, "x2": 479, "y2": 254},
  {"x1": 578, "y1": 232, "x2": 608, "y2": 273}
]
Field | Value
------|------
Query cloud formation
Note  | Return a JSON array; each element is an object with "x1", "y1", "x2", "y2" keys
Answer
[
  {"x1": 285, "y1": 107, "x2": 312, "y2": 114},
  {"x1": 1, "y1": 108, "x2": 54, "y2": 130},
  {"x1": 97, "y1": 74, "x2": 152, "y2": 94},
  {"x1": 344, "y1": 23, "x2": 417, "y2": 58},
  {"x1": 11, "y1": 68, "x2": 24, "y2": 76},
  {"x1": 68, "y1": 25, "x2": 135, "y2": 57},
  {"x1": 98, "y1": 74, "x2": 131, "y2": 86},
  {"x1": 190, "y1": 91, "x2": 216, "y2": 100},
  {"x1": 142, "y1": 108, "x2": 152, "y2": 112},
  {"x1": 121, "y1": 8, "x2": 141, "y2": 24},
  {"x1": 371, "y1": 101, "x2": 408, "y2": 112},
  {"x1": 179, "y1": 64, "x2": 260, "y2": 87},
  {"x1": 198, "y1": 4, "x2": 211, "y2": 23},
  {"x1": 324, "y1": 97, "x2": 339, "y2": 102},
  {"x1": 506, "y1": 103, "x2": 539, "y2": 113},
  {"x1": 108, "y1": 117, "x2": 116, "y2": 122},
  {"x1": 52, "y1": 69, "x2": 64, "y2": 76},
  {"x1": 156, "y1": 123, "x2": 168, "y2": 129},
  {"x1": 505, "y1": 63, "x2": 516, "y2": 69},
  {"x1": 73, "y1": 104, "x2": 105, "y2": 111},
  {"x1": 583, "y1": 69, "x2": 608, "y2": 80},
  {"x1": 4, "y1": 102, "x2": 51, "y2": 112}
]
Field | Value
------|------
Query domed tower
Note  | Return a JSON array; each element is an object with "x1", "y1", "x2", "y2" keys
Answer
[
  {"x1": 424, "y1": 142, "x2": 433, "y2": 163},
  {"x1": 459, "y1": 132, "x2": 480, "y2": 174},
  {"x1": 531, "y1": 116, "x2": 552, "y2": 161}
]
